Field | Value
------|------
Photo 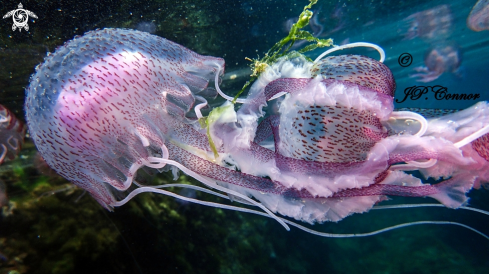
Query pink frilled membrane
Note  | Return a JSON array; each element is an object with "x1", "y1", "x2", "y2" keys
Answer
[{"x1": 25, "y1": 29, "x2": 489, "y2": 236}]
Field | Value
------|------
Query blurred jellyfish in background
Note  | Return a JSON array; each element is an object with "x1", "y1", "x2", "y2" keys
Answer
[
  {"x1": 467, "y1": 0, "x2": 489, "y2": 31},
  {"x1": 241, "y1": 2, "x2": 255, "y2": 15},
  {"x1": 136, "y1": 21, "x2": 157, "y2": 34},
  {"x1": 322, "y1": 2, "x2": 348, "y2": 37},
  {"x1": 401, "y1": 4, "x2": 462, "y2": 83},
  {"x1": 282, "y1": 4, "x2": 347, "y2": 50},
  {"x1": 286, "y1": 4, "x2": 348, "y2": 37},
  {"x1": 402, "y1": 5, "x2": 453, "y2": 42},
  {"x1": 251, "y1": 24, "x2": 263, "y2": 37},
  {"x1": 410, "y1": 43, "x2": 462, "y2": 82},
  {"x1": 282, "y1": 10, "x2": 324, "y2": 49},
  {"x1": 33, "y1": 152, "x2": 60, "y2": 177},
  {"x1": 0, "y1": 104, "x2": 26, "y2": 165}
]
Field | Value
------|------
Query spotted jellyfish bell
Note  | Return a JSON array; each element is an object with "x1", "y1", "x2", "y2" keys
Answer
[{"x1": 24, "y1": 28, "x2": 226, "y2": 209}]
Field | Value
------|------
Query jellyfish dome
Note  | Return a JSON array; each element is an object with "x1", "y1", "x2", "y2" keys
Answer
[{"x1": 25, "y1": 28, "x2": 224, "y2": 209}]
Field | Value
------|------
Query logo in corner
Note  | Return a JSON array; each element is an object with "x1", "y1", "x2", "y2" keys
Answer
[{"x1": 3, "y1": 3, "x2": 38, "y2": 32}]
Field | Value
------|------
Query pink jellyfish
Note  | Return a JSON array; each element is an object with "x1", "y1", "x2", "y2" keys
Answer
[
  {"x1": 25, "y1": 28, "x2": 229, "y2": 210},
  {"x1": 0, "y1": 104, "x2": 26, "y2": 164},
  {"x1": 410, "y1": 43, "x2": 462, "y2": 83},
  {"x1": 402, "y1": 5, "x2": 453, "y2": 41},
  {"x1": 468, "y1": 0, "x2": 489, "y2": 32},
  {"x1": 25, "y1": 30, "x2": 489, "y2": 238}
]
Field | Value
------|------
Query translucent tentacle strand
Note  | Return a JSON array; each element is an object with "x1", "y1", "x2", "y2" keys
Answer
[{"x1": 314, "y1": 42, "x2": 386, "y2": 63}]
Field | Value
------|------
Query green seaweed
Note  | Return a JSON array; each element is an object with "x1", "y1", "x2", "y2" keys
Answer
[{"x1": 233, "y1": 0, "x2": 333, "y2": 102}]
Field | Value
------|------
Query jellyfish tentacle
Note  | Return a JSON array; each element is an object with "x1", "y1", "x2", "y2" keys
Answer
[
  {"x1": 213, "y1": 62, "x2": 249, "y2": 104},
  {"x1": 115, "y1": 185, "x2": 489, "y2": 239},
  {"x1": 390, "y1": 159, "x2": 437, "y2": 171},
  {"x1": 455, "y1": 125, "x2": 489, "y2": 148},
  {"x1": 385, "y1": 109, "x2": 437, "y2": 170},
  {"x1": 283, "y1": 219, "x2": 489, "y2": 239},
  {"x1": 133, "y1": 181, "x2": 232, "y2": 201},
  {"x1": 134, "y1": 131, "x2": 151, "y2": 147},
  {"x1": 113, "y1": 186, "x2": 271, "y2": 216},
  {"x1": 194, "y1": 95, "x2": 208, "y2": 120},
  {"x1": 373, "y1": 203, "x2": 489, "y2": 216},
  {"x1": 267, "y1": 92, "x2": 288, "y2": 101},
  {"x1": 388, "y1": 111, "x2": 429, "y2": 137},
  {"x1": 313, "y1": 42, "x2": 386, "y2": 63},
  {"x1": 143, "y1": 151, "x2": 291, "y2": 230}
]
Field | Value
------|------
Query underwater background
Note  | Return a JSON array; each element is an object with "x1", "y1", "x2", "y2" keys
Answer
[{"x1": 1, "y1": 0, "x2": 489, "y2": 273}]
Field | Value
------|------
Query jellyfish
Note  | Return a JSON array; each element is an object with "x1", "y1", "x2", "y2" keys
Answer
[
  {"x1": 25, "y1": 29, "x2": 489, "y2": 238},
  {"x1": 402, "y1": 5, "x2": 453, "y2": 41},
  {"x1": 136, "y1": 21, "x2": 157, "y2": 34},
  {"x1": 468, "y1": 0, "x2": 489, "y2": 32},
  {"x1": 25, "y1": 28, "x2": 230, "y2": 211},
  {"x1": 0, "y1": 104, "x2": 26, "y2": 165},
  {"x1": 410, "y1": 43, "x2": 462, "y2": 83}
]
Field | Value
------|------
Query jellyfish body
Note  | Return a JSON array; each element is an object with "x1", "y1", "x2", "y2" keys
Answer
[
  {"x1": 410, "y1": 43, "x2": 462, "y2": 83},
  {"x1": 468, "y1": 0, "x2": 489, "y2": 32},
  {"x1": 25, "y1": 28, "x2": 224, "y2": 208},
  {"x1": 418, "y1": 103, "x2": 489, "y2": 189},
  {"x1": 0, "y1": 104, "x2": 26, "y2": 164},
  {"x1": 25, "y1": 29, "x2": 489, "y2": 232},
  {"x1": 402, "y1": 5, "x2": 453, "y2": 41},
  {"x1": 202, "y1": 53, "x2": 480, "y2": 223}
]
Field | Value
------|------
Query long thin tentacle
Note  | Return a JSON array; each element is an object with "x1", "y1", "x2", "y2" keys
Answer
[
  {"x1": 389, "y1": 111, "x2": 429, "y2": 137},
  {"x1": 454, "y1": 125, "x2": 489, "y2": 148},
  {"x1": 144, "y1": 156, "x2": 290, "y2": 231},
  {"x1": 314, "y1": 42, "x2": 386, "y2": 63},
  {"x1": 194, "y1": 95, "x2": 208, "y2": 120},
  {"x1": 213, "y1": 62, "x2": 248, "y2": 103},
  {"x1": 133, "y1": 181, "x2": 232, "y2": 201},
  {"x1": 114, "y1": 188, "x2": 489, "y2": 239},
  {"x1": 373, "y1": 203, "x2": 489, "y2": 216}
]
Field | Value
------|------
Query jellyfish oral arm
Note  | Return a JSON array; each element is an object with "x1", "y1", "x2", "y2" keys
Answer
[{"x1": 333, "y1": 173, "x2": 473, "y2": 209}]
